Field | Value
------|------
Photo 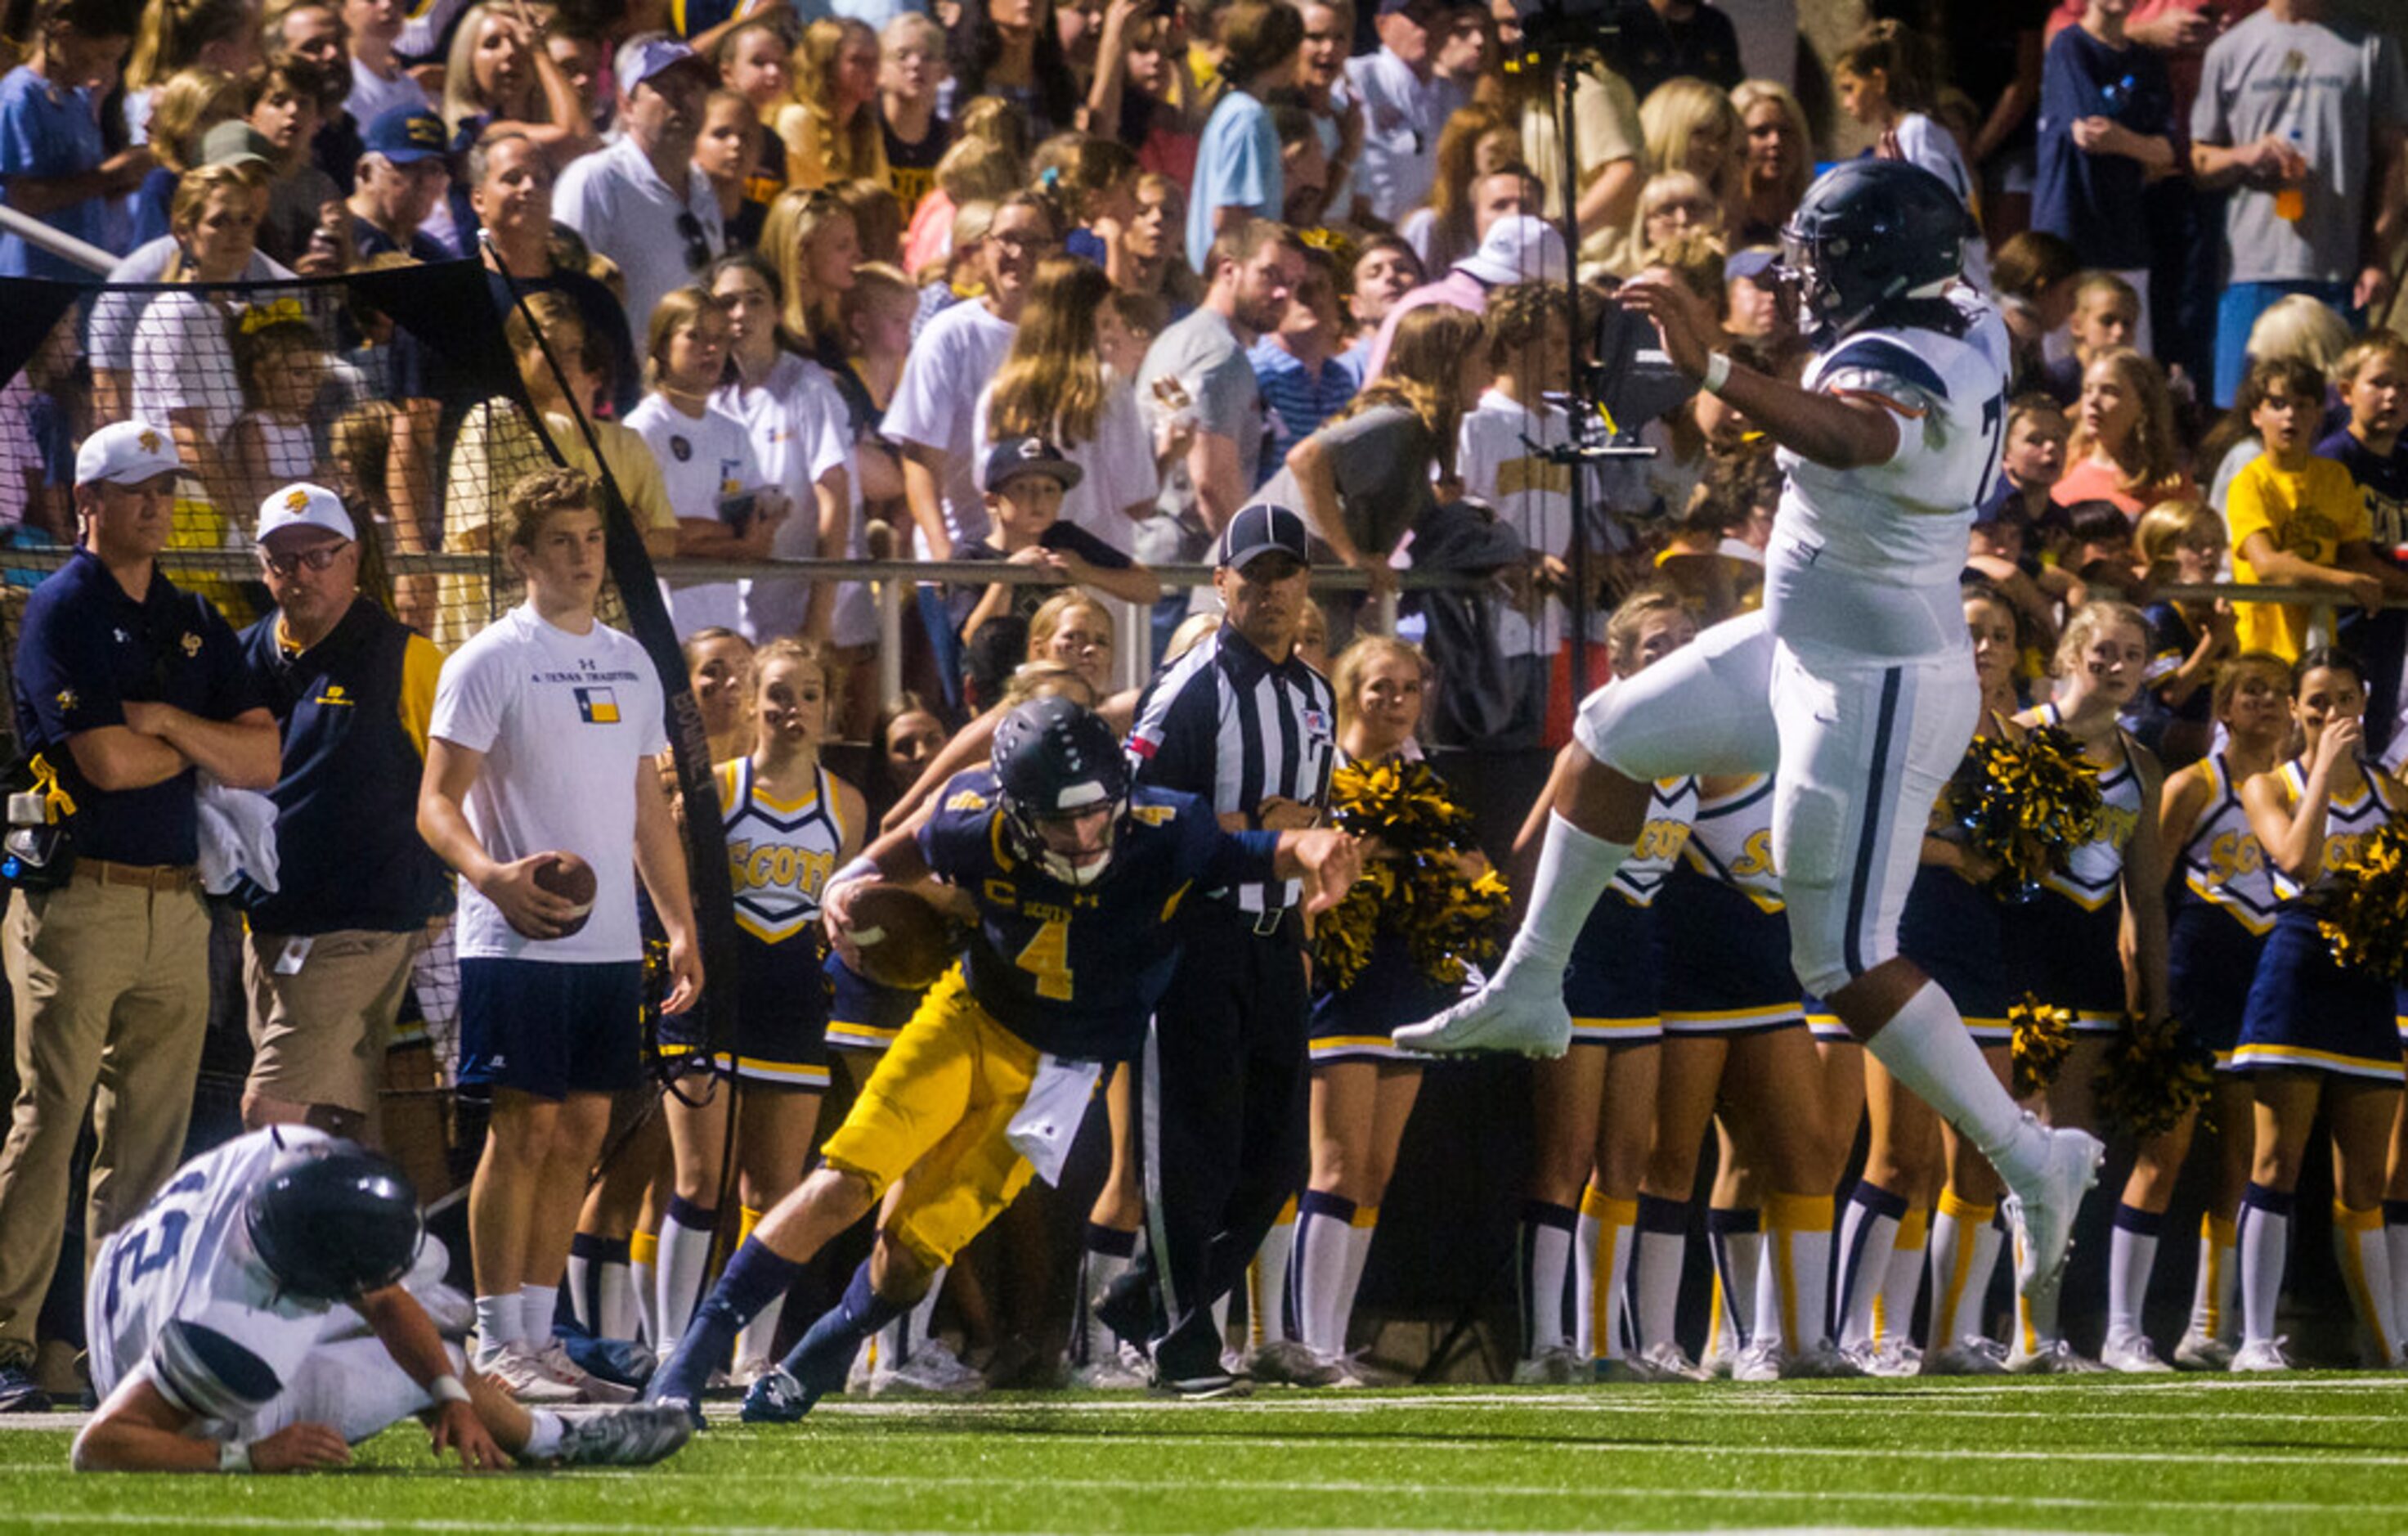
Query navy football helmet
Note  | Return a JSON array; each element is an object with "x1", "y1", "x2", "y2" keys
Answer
[
  {"x1": 246, "y1": 1139, "x2": 422, "y2": 1300},
  {"x1": 1778, "y1": 159, "x2": 1969, "y2": 346},
  {"x1": 993, "y1": 695, "x2": 1131, "y2": 887}
]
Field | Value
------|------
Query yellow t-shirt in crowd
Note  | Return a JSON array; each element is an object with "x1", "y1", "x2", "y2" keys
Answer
[{"x1": 2227, "y1": 451, "x2": 2370, "y2": 660}]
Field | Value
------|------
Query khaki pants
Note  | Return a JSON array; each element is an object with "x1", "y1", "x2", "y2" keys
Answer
[{"x1": 0, "y1": 874, "x2": 209, "y2": 1355}]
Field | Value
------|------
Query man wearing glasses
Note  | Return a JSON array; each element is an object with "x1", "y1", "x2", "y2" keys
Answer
[
  {"x1": 0, "y1": 422, "x2": 279, "y2": 1414},
  {"x1": 235, "y1": 483, "x2": 454, "y2": 1146},
  {"x1": 554, "y1": 38, "x2": 724, "y2": 339}
]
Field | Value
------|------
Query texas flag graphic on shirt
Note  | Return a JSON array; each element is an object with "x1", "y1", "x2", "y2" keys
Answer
[{"x1": 576, "y1": 686, "x2": 621, "y2": 725}]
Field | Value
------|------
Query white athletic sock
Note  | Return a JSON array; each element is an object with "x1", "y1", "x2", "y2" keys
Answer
[
  {"x1": 474, "y1": 1292, "x2": 522, "y2": 1362},
  {"x1": 1878, "y1": 1207, "x2": 1928, "y2": 1346},
  {"x1": 1928, "y1": 1190, "x2": 2001, "y2": 1345},
  {"x1": 2333, "y1": 1203, "x2": 2397, "y2": 1363},
  {"x1": 1836, "y1": 1183, "x2": 1907, "y2": 1351},
  {"x1": 565, "y1": 1246, "x2": 596, "y2": 1333},
  {"x1": 596, "y1": 1258, "x2": 638, "y2": 1342},
  {"x1": 1864, "y1": 983, "x2": 2050, "y2": 1190},
  {"x1": 1521, "y1": 1200, "x2": 1576, "y2": 1356},
  {"x1": 1251, "y1": 1198, "x2": 1297, "y2": 1347},
  {"x1": 732, "y1": 1207, "x2": 784, "y2": 1366},
  {"x1": 519, "y1": 1283, "x2": 558, "y2": 1350},
  {"x1": 1705, "y1": 1208, "x2": 1760, "y2": 1359},
  {"x1": 2189, "y1": 1214, "x2": 2236, "y2": 1345},
  {"x1": 1075, "y1": 1225, "x2": 1139, "y2": 1366},
  {"x1": 1292, "y1": 1191, "x2": 1356, "y2": 1356},
  {"x1": 1764, "y1": 1194, "x2": 1836, "y2": 1352},
  {"x1": 1334, "y1": 1207, "x2": 1377, "y2": 1357},
  {"x1": 1633, "y1": 1196, "x2": 1688, "y2": 1355},
  {"x1": 2236, "y1": 1184, "x2": 2292, "y2": 1346},
  {"x1": 629, "y1": 1228, "x2": 659, "y2": 1347},
  {"x1": 655, "y1": 1198, "x2": 719, "y2": 1351},
  {"x1": 906, "y1": 1264, "x2": 948, "y2": 1359},
  {"x1": 1490, "y1": 814, "x2": 1630, "y2": 992},
  {"x1": 2385, "y1": 1204, "x2": 2408, "y2": 1357},
  {"x1": 2106, "y1": 1205, "x2": 2162, "y2": 1345},
  {"x1": 1577, "y1": 1188, "x2": 1637, "y2": 1361},
  {"x1": 522, "y1": 1409, "x2": 564, "y2": 1459}
]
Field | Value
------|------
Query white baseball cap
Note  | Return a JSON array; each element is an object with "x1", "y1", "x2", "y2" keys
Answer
[
  {"x1": 255, "y1": 482, "x2": 357, "y2": 544},
  {"x1": 1455, "y1": 215, "x2": 1570, "y2": 288},
  {"x1": 74, "y1": 420, "x2": 182, "y2": 487}
]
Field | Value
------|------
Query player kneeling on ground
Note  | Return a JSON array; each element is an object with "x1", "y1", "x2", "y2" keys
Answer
[
  {"x1": 73, "y1": 1128, "x2": 693, "y2": 1472},
  {"x1": 648, "y1": 696, "x2": 1360, "y2": 1420}
]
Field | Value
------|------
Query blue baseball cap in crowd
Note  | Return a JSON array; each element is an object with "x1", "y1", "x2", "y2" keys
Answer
[
  {"x1": 615, "y1": 35, "x2": 715, "y2": 101},
  {"x1": 1216, "y1": 504, "x2": 1312, "y2": 571},
  {"x1": 1727, "y1": 247, "x2": 1781, "y2": 285},
  {"x1": 984, "y1": 435, "x2": 1084, "y2": 493},
  {"x1": 363, "y1": 105, "x2": 448, "y2": 164}
]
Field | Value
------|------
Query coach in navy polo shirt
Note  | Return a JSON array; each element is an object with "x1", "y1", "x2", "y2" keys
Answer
[
  {"x1": 0, "y1": 421, "x2": 277, "y2": 1414},
  {"x1": 237, "y1": 483, "x2": 453, "y2": 1142}
]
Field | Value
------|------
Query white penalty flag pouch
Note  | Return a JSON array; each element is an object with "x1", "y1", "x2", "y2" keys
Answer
[{"x1": 1006, "y1": 1053, "x2": 1105, "y2": 1185}]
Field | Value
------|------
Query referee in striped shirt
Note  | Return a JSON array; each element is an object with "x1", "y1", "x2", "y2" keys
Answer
[{"x1": 1118, "y1": 504, "x2": 1339, "y2": 1396}]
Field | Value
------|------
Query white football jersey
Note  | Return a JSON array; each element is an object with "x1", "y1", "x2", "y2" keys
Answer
[
  {"x1": 1766, "y1": 290, "x2": 2013, "y2": 660},
  {"x1": 85, "y1": 1128, "x2": 348, "y2": 1426}
]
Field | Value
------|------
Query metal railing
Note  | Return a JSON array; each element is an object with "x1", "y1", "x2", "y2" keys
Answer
[{"x1": 0, "y1": 540, "x2": 2380, "y2": 709}]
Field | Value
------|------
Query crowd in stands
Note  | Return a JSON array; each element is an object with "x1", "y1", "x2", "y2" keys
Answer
[{"x1": 0, "y1": 0, "x2": 2405, "y2": 1411}]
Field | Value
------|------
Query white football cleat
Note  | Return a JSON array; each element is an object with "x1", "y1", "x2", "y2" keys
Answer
[
  {"x1": 1843, "y1": 1337, "x2": 1922, "y2": 1378},
  {"x1": 534, "y1": 1338, "x2": 637, "y2": 1404},
  {"x1": 867, "y1": 1338, "x2": 984, "y2": 1398},
  {"x1": 1779, "y1": 1341, "x2": 1864, "y2": 1380},
  {"x1": 1920, "y1": 1336, "x2": 2007, "y2": 1377},
  {"x1": 1634, "y1": 1341, "x2": 1708, "y2": 1382},
  {"x1": 1509, "y1": 1345, "x2": 1588, "y2": 1386},
  {"x1": 2004, "y1": 1121, "x2": 2104, "y2": 1295},
  {"x1": 2229, "y1": 1337, "x2": 2293, "y2": 1372},
  {"x1": 481, "y1": 1342, "x2": 582, "y2": 1404},
  {"x1": 1392, "y1": 982, "x2": 1572, "y2": 1059},
  {"x1": 552, "y1": 1402, "x2": 696, "y2": 1466},
  {"x1": 2005, "y1": 1337, "x2": 2105, "y2": 1375},
  {"x1": 1731, "y1": 1340, "x2": 1784, "y2": 1383},
  {"x1": 2101, "y1": 1332, "x2": 2175, "y2": 1374},
  {"x1": 1248, "y1": 1338, "x2": 1343, "y2": 1387},
  {"x1": 2171, "y1": 1328, "x2": 2235, "y2": 1372}
]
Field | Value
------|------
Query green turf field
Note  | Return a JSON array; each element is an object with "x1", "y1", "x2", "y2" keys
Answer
[{"x1": 6, "y1": 1377, "x2": 2407, "y2": 1534}]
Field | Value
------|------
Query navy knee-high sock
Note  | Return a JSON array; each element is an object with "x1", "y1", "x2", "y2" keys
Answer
[
  {"x1": 778, "y1": 1260, "x2": 907, "y2": 1407},
  {"x1": 648, "y1": 1239, "x2": 803, "y2": 1408}
]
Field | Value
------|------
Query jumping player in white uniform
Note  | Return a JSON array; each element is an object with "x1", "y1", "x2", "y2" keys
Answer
[
  {"x1": 73, "y1": 1128, "x2": 691, "y2": 1473},
  {"x1": 1399, "y1": 159, "x2": 2104, "y2": 1298}
]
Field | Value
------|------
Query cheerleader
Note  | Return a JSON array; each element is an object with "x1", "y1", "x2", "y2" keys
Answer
[
  {"x1": 655, "y1": 640, "x2": 867, "y2": 1384},
  {"x1": 1646, "y1": 765, "x2": 1852, "y2": 1381},
  {"x1": 2152, "y1": 652, "x2": 2289, "y2": 1371},
  {"x1": 2231, "y1": 649, "x2": 2406, "y2": 1370},
  {"x1": 1901, "y1": 583, "x2": 2025, "y2": 1377},
  {"x1": 1282, "y1": 637, "x2": 1473, "y2": 1385},
  {"x1": 2002, "y1": 600, "x2": 2169, "y2": 1374},
  {"x1": 1517, "y1": 589, "x2": 1691, "y2": 1384}
]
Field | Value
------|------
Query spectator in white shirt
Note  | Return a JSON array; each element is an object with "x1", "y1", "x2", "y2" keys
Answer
[
  {"x1": 1343, "y1": 0, "x2": 1485, "y2": 225},
  {"x1": 554, "y1": 37, "x2": 724, "y2": 339}
]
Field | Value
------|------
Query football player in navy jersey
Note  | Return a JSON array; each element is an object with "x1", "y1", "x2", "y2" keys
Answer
[{"x1": 646, "y1": 696, "x2": 1359, "y2": 1420}]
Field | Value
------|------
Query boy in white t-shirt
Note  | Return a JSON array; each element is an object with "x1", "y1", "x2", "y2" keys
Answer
[
  {"x1": 1457, "y1": 281, "x2": 1588, "y2": 729},
  {"x1": 418, "y1": 468, "x2": 704, "y2": 1405}
]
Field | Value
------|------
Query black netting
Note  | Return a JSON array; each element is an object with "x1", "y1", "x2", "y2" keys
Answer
[{"x1": 0, "y1": 263, "x2": 741, "y2": 1149}]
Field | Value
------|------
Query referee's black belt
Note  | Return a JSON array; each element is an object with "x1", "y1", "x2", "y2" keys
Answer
[{"x1": 1197, "y1": 900, "x2": 1296, "y2": 939}]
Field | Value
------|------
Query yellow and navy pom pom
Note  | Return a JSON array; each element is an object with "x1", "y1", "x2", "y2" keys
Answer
[
  {"x1": 2008, "y1": 992, "x2": 2075, "y2": 1099},
  {"x1": 2093, "y1": 1013, "x2": 2214, "y2": 1140},
  {"x1": 1944, "y1": 724, "x2": 2106, "y2": 899},
  {"x1": 2316, "y1": 821, "x2": 2408, "y2": 984},
  {"x1": 1315, "y1": 759, "x2": 1510, "y2": 992}
]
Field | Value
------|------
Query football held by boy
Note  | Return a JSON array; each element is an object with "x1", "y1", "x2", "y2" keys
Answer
[
  {"x1": 644, "y1": 697, "x2": 1359, "y2": 1422},
  {"x1": 1399, "y1": 160, "x2": 2105, "y2": 1305}
]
